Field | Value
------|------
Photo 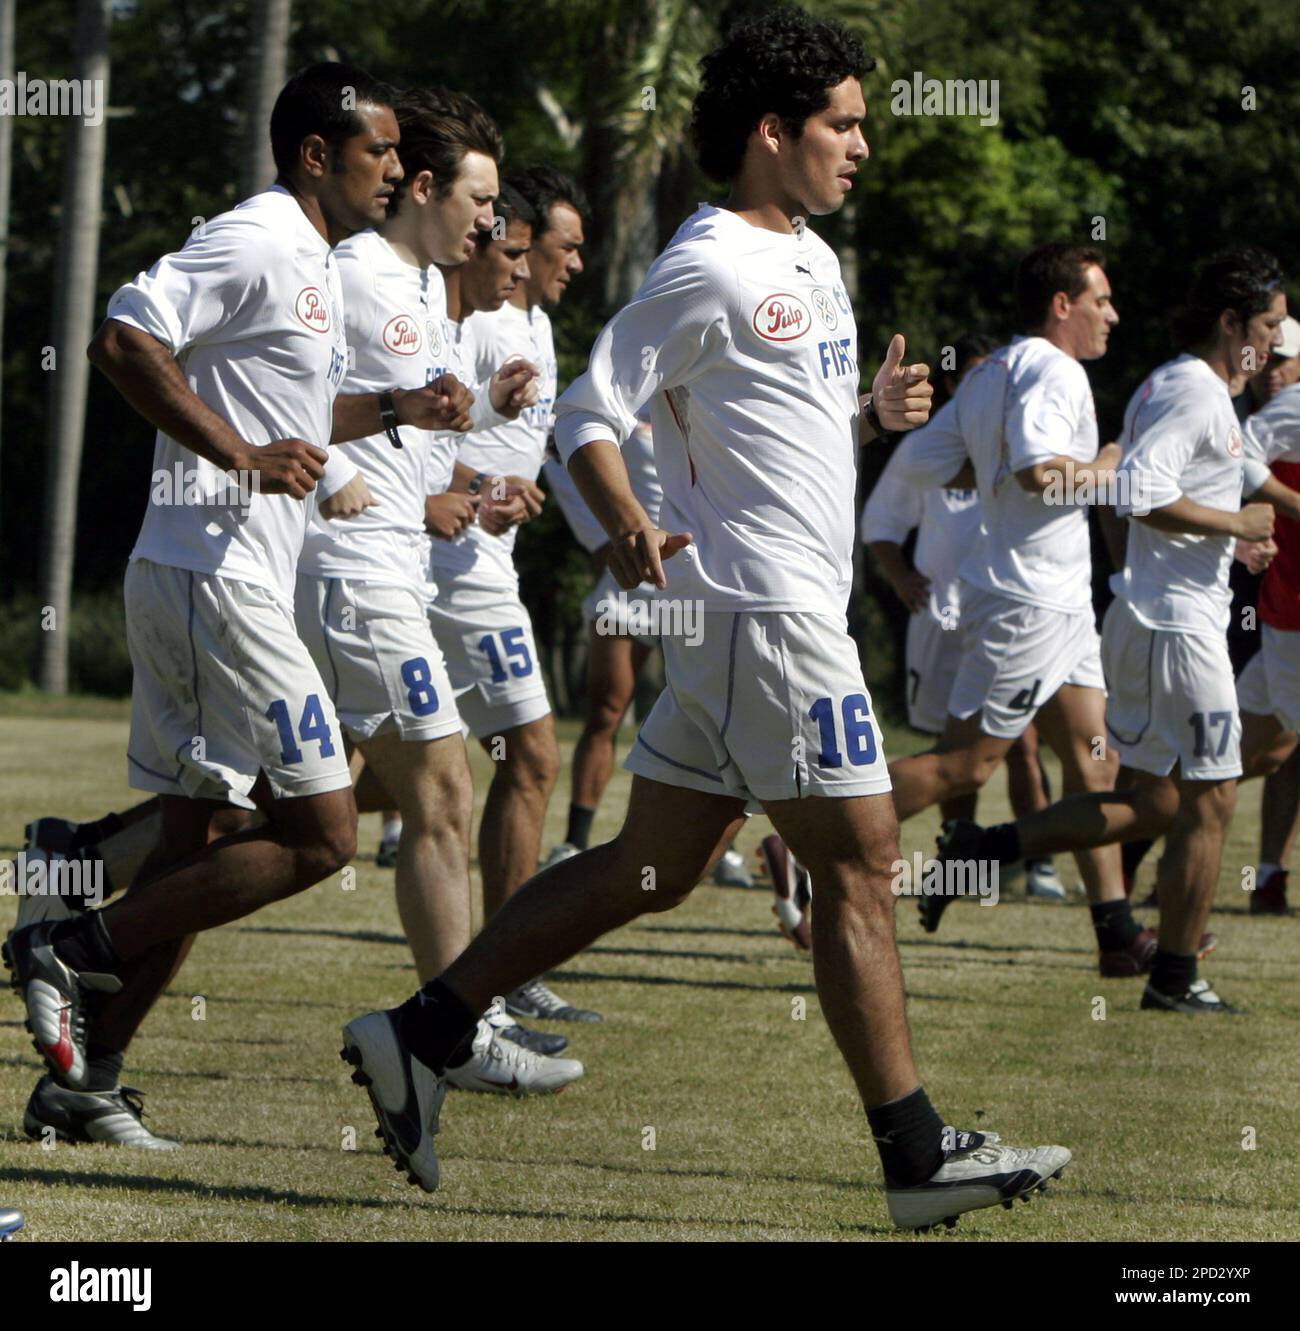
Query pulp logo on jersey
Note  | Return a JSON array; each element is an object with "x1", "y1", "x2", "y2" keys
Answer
[
  {"x1": 383, "y1": 314, "x2": 422, "y2": 356},
  {"x1": 50, "y1": 1263, "x2": 152, "y2": 1312},
  {"x1": 1227, "y1": 426, "x2": 1243, "y2": 457},
  {"x1": 753, "y1": 293, "x2": 811, "y2": 342},
  {"x1": 295, "y1": 286, "x2": 332, "y2": 333},
  {"x1": 812, "y1": 289, "x2": 839, "y2": 331}
]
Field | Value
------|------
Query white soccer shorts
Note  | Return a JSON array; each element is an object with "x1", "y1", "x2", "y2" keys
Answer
[
  {"x1": 426, "y1": 581, "x2": 551, "y2": 739},
  {"x1": 1235, "y1": 625, "x2": 1300, "y2": 734},
  {"x1": 946, "y1": 585, "x2": 1105, "y2": 740},
  {"x1": 125, "y1": 559, "x2": 352, "y2": 808},
  {"x1": 625, "y1": 610, "x2": 892, "y2": 803},
  {"x1": 294, "y1": 575, "x2": 462, "y2": 743},
  {"x1": 1102, "y1": 596, "x2": 1242, "y2": 781},
  {"x1": 904, "y1": 607, "x2": 963, "y2": 735},
  {"x1": 582, "y1": 567, "x2": 660, "y2": 647}
]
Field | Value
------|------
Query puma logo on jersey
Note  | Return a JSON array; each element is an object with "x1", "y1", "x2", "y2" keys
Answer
[
  {"x1": 818, "y1": 337, "x2": 857, "y2": 379},
  {"x1": 294, "y1": 286, "x2": 331, "y2": 333},
  {"x1": 752, "y1": 293, "x2": 810, "y2": 342},
  {"x1": 382, "y1": 314, "x2": 421, "y2": 355}
]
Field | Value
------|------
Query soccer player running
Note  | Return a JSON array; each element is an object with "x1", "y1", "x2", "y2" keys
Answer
[
  {"x1": 294, "y1": 86, "x2": 580, "y2": 1095},
  {"x1": 340, "y1": 8, "x2": 1070, "y2": 1227},
  {"x1": 885, "y1": 245, "x2": 1165, "y2": 975},
  {"x1": 426, "y1": 165, "x2": 605, "y2": 1026},
  {"x1": 3, "y1": 64, "x2": 466, "y2": 1146},
  {"x1": 862, "y1": 332, "x2": 1065, "y2": 901},
  {"x1": 943, "y1": 248, "x2": 1298, "y2": 1012}
]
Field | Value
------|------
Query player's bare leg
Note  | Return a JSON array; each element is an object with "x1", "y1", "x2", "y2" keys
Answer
[
  {"x1": 444, "y1": 776, "x2": 745, "y2": 1010},
  {"x1": 1254, "y1": 747, "x2": 1299, "y2": 914},
  {"x1": 570, "y1": 632, "x2": 651, "y2": 816},
  {"x1": 1239, "y1": 708, "x2": 1298, "y2": 781},
  {"x1": 763, "y1": 792, "x2": 918, "y2": 1105},
  {"x1": 357, "y1": 731, "x2": 473, "y2": 981},
  {"x1": 479, "y1": 715, "x2": 561, "y2": 918},
  {"x1": 888, "y1": 712, "x2": 1013, "y2": 820},
  {"x1": 1005, "y1": 724, "x2": 1051, "y2": 820}
]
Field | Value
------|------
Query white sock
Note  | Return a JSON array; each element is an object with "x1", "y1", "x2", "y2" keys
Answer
[{"x1": 382, "y1": 817, "x2": 403, "y2": 843}]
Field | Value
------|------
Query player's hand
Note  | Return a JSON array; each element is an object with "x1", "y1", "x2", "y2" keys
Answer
[
  {"x1": 1235, "y1": 502, "x2": 1275, "y2": 543},
  {"x1": 478, "y1": 485, "x2": 530, "y2": 536},
  {"x1": 871, "y1": 334, "x2": 933, "y2": 432},
  {"x1": 489, "y1": 358, "x2": 540, "y2": 420},
  {"x1": 500, "y1": 474, "x2": 545, "y2": 518},
  {"x1": 319, "y1": 473, "x2": 377, "y2": 520},
  {"x1": 891, "y1": 568, "x2": 931, "y2": 613},
  {"x1": 590, "y1": 542, "x2": 613, "y2": 578},
  {"x1": 609, "y1": 525, "x2": 692, "y2": 591},
  {"x1": 425, "y1": 492, "x2": 478, "y2": 539},
  {"x1": 240, "y1": 438, "x2": 328, "y2": 500},
  {"x1": 1235, "y1": 536, "x2": 1278, "y2": 573},
  {"x1": 395, "y1": 374, "x2": 475, "y2": 433}
]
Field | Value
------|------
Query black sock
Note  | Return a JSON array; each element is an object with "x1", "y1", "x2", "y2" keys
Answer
[
  {"x1": 1024, "y1": 857, "x2": 1054, "y2": 873},
  {"x1": 395, "y1": 978, "x2": 479, "y2": 1074},
  {"x1": 565, "y1": 804, "x2": 595, "y2": 851},
  {"x1": 980, "y1": 822, "x2": 1022, "y2": 865},
  {"x1": 1150, "y1": 948, "x2": 1196, "y2": 997},
  {"x1": 1122, "y1": 838, "x2": 1155, "y2": 881},
  {"x1": 1090, "y1": 898, "x2": 1142, "y2": 951},
  {"x1": 50, "y1": 912, "x2": 121, "y2": 976},
  {"x1": 866, "y1": 1086, "x2": 947, "y2": 1187},
  {"x1": 84, "y1": 1042, "x2": 125, "y2": 1093},
  {"x1": 72, "y1": 813, "x2": 124, "y2": 854}
]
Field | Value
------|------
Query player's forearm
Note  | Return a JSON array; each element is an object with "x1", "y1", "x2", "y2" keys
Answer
[
  {"x1": 1016, "y1": 456, "x2": 1116, "y2": 496},
  {"x1": 87, "y1": 318, "x2": 250, "y2": 470},
  {"x1": 1248, "y1": 473, "x2": 1300, "y2": 522},
  {"x1": 869, "y1": 540, "x2": 913, "y2": 589},
  {"x1": 1134, "y1": 496, "x2": 1242, "y2": 538},
  {"x1": 567, "y1": 439, "x2": 651, "y2": 540},
  {"x1": 331, "y1": 392, "x2": 384, "y2": 444}
]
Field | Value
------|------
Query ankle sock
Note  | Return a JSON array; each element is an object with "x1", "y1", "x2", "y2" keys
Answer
[
  {"x1": 981, "y1": 822, "x2": 1022, "y2": 864},
  {"x1": 50, "y1": 912, "x2": 121, "y2": 975},
  {"x1": 395, "y1": 978, "x2": 479, "y2": 1073},
  {"x1": 1090, "y1": 898, "x2": 1142, "y2": 951},
  {"x1": 84, "y1": 1043, "x2": 125, "y2": 1093},
  {"x1": 1150, "y1": 948, "x2": 1196, "y2": 996},
  {"x1": 72, "y1": 813, "x2": 124, "y2": 854},
  {"x1": 866, "y1": 1086, "x2": 947, "y2": 1187},
  {"x1": 565, "y1": 804, "x2": 595, "y2": 851}
]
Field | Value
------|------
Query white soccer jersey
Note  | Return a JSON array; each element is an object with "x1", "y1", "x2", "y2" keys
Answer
[
  {"x1": 1243, "y1": 381, "x2": 1300, "y2": 467},
  {"x1": 298, "y1": 229, "x2": 460, "y2": 594},
  {"x1": 943, "y1": 336, "x2": 1099, "y2": 613},
  {"x1": 546, "y1": 410, "x2": 663, "y2": 553},
  {"x1": 553, "y1": 204, "x2": 861, "y2": 622},
  {"x1": 1111, "y1": 353, "x2": 1268, "y2": 637},
  {"x1": 426, "y1": 302, "x2": 557, "y2": 593},
  {"x1": 861, "y1": 405, "x2": 980, "y2": 622},
  {"x1": 111, "y1": 186, "x2": 357, "y2": 601}
]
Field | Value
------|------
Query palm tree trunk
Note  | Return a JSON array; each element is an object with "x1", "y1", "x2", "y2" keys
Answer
[
  {"x1": 37, "y1": 0, "x2": 112, "y2": 693},
  {"x1": 240, "y1": 0, "x2": 292, "y2": 200}
]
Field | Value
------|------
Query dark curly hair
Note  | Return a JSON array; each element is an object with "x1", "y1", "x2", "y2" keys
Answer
[
  {"x1": 506, "y1": 165, "x2": 591, "y2": 236},
  {"x1": 1171, "y1": 247, "x2": 1285, "y2": 349},
  {"x1": 691, "y1": 6, "x2": 873, "y2": 183}
]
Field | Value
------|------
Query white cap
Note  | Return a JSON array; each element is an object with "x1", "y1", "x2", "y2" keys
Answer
[{"x1": 1275, "y1": 315, "x2": 1300, "y2": 359}]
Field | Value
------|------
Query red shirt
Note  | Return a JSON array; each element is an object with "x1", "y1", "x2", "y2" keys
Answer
[{"x1": 1260, "y1": 460, "x2": 1300, "y2": 630}]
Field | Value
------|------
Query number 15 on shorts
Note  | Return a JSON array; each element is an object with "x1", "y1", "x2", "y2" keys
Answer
[{"x1": 810, "y1": 693, "x2": 878, "y2": 767}]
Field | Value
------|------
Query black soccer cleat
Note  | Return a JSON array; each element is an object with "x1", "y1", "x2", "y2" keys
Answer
[{"x1": 1140, "y1": 978, "x2": 1240, "y2": 1015}]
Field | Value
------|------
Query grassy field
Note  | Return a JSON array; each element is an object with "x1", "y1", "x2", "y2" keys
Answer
[{"x1": 0, "y1": 692, "x2": 1297, "y2": 1242}]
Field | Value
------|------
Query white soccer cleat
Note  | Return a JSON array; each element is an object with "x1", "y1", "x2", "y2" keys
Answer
[
  {"x1": 341, "y1": 1010, "x2": 446, "y2": 1194},
  {"x1": 542, "y1": 842, "x2": 580, "y2": 870},
  {"x1": 24, "y1": 1076, "x2": 179, "y2": 1150},
  {"x1": 0, "y1": 1209, "x2": 23, "y2": 1241},
  {"x1": 506, "y1": 977, "x2": 603, "y2": 1023},
  {"x1": 1024, "y1": 860, "x2": 1066, "y2": 900},
  {"x1": 885, "y1": 1135, "x2": 1072, "y2": 1231},
  {"x1": 712, "y1": 847, "x2": 753, "y2": 889},
  {"x1": 446, "y1": 1019, "x2": 583, "y2": 1096}
]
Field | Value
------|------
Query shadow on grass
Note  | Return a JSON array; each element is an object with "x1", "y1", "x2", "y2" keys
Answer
[{"x1": 0, "y1": 1162, "x2": 424, "y2": 1211}]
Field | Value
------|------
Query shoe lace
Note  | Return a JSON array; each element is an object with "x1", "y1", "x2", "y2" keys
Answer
[
  {"x1": 521, "y1": 979, "x2": 560, "y2": 1012},
  {"x1": 115, "y1": 1086, "x2": 147, "y2": 1122}
]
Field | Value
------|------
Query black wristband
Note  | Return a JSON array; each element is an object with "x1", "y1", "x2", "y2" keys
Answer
[
  {"x1": 863, "y1": 393, "x2": 885, "y2": 439},
  {"x1": 379, "y1": 390, "x2": 403, "y2": 449},
  {"x1": 467, "y1": 471, "x2": 488, "y2": 496}
]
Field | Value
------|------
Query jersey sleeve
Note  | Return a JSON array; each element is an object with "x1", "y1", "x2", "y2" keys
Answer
[
  {"x1": 1006, "y1": 358, "x2": 1089, "y2": 470},
  {"x1": 553, "y1": 241, "x2": 735, "y2": 464},
  {"x1": 106, "y1": 216, "x2": 276, "y2": 353},
  {"x1": 1243, "y1": 386, "x2": 1300, "y2": 468},
  {"x1": 1115, "y1": 392, "x2": 1206, "y2": 517},
  {"x1": 886, "y1": 398, "x2": 969, "y2": 491},
  {"x1": 860, "y1": 442, "x2": 926, "y2": 545}
]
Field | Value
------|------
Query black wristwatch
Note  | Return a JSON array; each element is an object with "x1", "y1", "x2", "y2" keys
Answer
[
  {"x1": 466, "y1": 471, "x2": 488, "y2": 496},
  {"x1": 379, "y1": 390, "x2": 403, "y2": 449},
  {"x1": 862, "y1": 392, "x2": 885, "y2": 439}
]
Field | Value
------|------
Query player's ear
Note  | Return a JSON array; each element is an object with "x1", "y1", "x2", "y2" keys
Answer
[
  {"x1": 410, "y1": 170, "x2": 436, "y2": 207},
  {"x1": 300, "y1": 133, "x2": 329, "y2": 181}
]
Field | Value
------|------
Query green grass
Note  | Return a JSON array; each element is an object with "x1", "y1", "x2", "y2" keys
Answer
[{"x1": 0, "y1": 697, "x2": 1297, "y2": 1241}]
